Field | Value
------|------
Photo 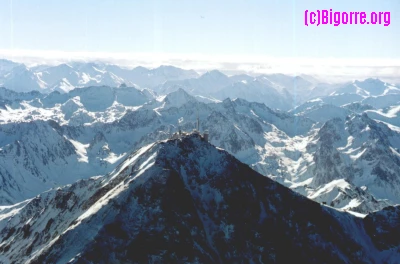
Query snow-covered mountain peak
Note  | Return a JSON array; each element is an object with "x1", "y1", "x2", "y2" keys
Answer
[
  {"x1": 60, "y1": 96, "x2": 84, "y2": 119},
  {"x1": 0, "y1": 59, "x2": 22, "y2": 76},
  {"x1": 152, "y1": 65, "x2": 198, "y2": 78},
  {"x1": 132, "y1": 65, "x2": 148, "y2": 72},
  {"x1": 42, "y1": 63, "x2": 74, "y2": 75},
  {"x1": 162, "y1": 87, "x2": 197, "y2": 107},
  {"x1": 200, "y1": 69, "x2": 227, "y2": 79},
  {"x1": 345, "y1": 113, "x2": 394, "y2": 141},
  {"x1": 354, "y1": 78, "x2": 388, "y2": 96},
  {"x1": 1, "y1": 134, "x2": 400, "y2": 262}
]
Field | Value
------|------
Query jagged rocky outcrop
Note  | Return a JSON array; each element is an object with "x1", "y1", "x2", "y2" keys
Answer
[{"x1": 309, "y1": 114, "x2": 400, "y2": 204}]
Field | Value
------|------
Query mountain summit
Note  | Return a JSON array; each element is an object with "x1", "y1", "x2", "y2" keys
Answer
[{"x1": 0, "y1": 134, "x2": 399, "y2": 263}]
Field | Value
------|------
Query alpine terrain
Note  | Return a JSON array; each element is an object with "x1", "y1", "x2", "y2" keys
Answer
[{"x1": 0, "y1": 59, "x2": 400, "y2": 262}]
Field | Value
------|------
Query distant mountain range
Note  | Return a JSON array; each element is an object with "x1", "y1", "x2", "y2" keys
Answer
[{"x1": 2, "y1": 59, "x2": 399, "y2": 111}]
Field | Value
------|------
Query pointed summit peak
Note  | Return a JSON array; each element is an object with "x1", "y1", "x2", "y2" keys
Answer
[
  {"x1": 222, "y1": 97, "x2": 234, "y2": 106},
  {"x1": 201, "y1": 69, "x2": 227, "y2": 79},
  {"x1": 163, "y1": 88, "x2": 197, "y2": 107}
]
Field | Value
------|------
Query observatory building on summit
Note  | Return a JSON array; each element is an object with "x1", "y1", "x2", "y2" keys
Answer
[{"x1": 171, "y1": 115, "x2": 209, "y2": 141}]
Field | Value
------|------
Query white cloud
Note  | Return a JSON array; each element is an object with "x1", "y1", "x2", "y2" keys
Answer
[{"x1": 1, "y1": 49, "x2": 399, "y2": 83}]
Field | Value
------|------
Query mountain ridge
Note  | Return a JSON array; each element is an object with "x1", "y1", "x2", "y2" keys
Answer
[{"x1": 1, "y1": 135, "x2": 399, "y2": 263}]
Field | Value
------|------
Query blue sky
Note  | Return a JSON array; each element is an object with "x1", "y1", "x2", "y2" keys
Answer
[
  {"x1": 0, "y1": 0, "x2": 399, "y2": 81},
  {"x1": 0, "y1": 0, "x2": 399, "y2": 58}
]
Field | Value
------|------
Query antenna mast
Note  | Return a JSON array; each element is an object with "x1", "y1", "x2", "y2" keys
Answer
[{"x1": 196, "y1": 103, "x2": 199, "y2": 131}]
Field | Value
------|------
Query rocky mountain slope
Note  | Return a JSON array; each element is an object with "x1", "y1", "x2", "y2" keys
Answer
[{"x1": 0, "y1": 135, "x2": 399, "y2": 263}]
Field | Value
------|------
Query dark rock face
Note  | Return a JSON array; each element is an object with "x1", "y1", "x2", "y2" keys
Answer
[{"x1": 364, "y1": 206, "x2": 400, "y2": 251}]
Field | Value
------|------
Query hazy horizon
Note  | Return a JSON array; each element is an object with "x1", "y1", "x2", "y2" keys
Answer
[
  {"x1": 1, "y1": 0, "x2": 399, "y2": 83},
  {"x1": 1, "y1": 54, "x2": 400, "y2": 84}
]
